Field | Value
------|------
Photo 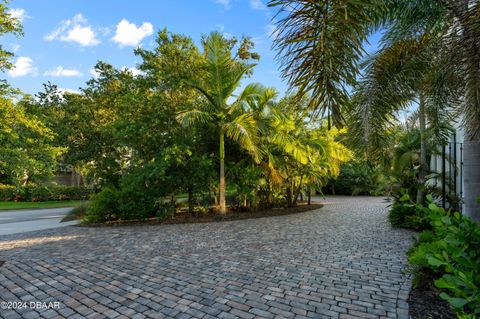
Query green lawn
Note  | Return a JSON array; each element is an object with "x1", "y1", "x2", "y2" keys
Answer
[{"x1": 0, "y1": 200, "x2": 86, "y2": 211}]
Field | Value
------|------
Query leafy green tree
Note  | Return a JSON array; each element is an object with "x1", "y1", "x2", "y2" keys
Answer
[
  {"x1": 177, "y1": 31, "x2": 263, "y2": 214},
  {"x1": 0, "y1": 0, "x2": 23, "y2": 72},
  {"x1": 0, "y1": 96, "x2": 61, "y2": 186}
]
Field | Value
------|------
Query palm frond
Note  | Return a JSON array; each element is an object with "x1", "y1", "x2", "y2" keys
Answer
[
  {"x1": 223, "y1": 113, "x2": 261, "y2": 162},
  {"x1": 176, "y1": 109, "x2": 212, "y2": 127},
  {"x1": 268, "y1": 0, "x2": 386, "y2": 125}
]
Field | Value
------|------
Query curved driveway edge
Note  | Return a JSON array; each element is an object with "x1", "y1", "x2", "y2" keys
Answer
[
  {"x1": 0, "y1": 196, "x2": 415, "y2": 318},
  {"x1": 0, "y1": 207, "x2": 77, "y2": 236}
]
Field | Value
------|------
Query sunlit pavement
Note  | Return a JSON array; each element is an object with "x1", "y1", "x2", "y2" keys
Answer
[
  {"x1": 0, "y1": 208, "x2": 76, "y2": 236},
  {"x1": 0, "y1": 197, "x2": 413, "y2": 319}
]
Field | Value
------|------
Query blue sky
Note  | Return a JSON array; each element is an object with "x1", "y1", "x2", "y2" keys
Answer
[
  {"x1": 2, "y1": 0, "x2": 289, "y2": 96},
  {"x1": 2, "y1": 0, "x2": 381, "y2": 97}
]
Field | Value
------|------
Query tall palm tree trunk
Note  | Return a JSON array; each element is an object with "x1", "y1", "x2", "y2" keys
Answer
[
  {"x1": 417, "y1": 94, "x2": 427, "y2": 204},
  {"x1": 219, "y1": 132, "x2": 226, "y2": 214}
]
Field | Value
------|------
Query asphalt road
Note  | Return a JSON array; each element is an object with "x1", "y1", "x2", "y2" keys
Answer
[{"x1": 0, "y1": 207, "x2": 77, "y2": 236}]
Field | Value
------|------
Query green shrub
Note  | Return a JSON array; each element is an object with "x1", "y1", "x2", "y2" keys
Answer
[
  {"x1": 117, "y1": 185, "x2": 156, "y2": 220},
  {"x1": 388, "y1": 193, "x2": 431, "y2": 230},
  {"x1": 0, "y1": 184, "x2": 92, "y2": 202},
  {"x1": 0, "y1": 184, "x2": 16, "y2": 201},
  {"x1": 84, "y1": 187, "x2": 120, "y2": 223},
  {"x1": 61, "y1": 204, "x2": 88, "y2": 222},
  {"x1": 408, "y1": 201, "x2": 480, "y2": 315},
  {"x1": 84, "y1": 166, "x2": 170, "y2": 223},
  {"x1": 155, "y1": 201, "x2": 176, "y2": 219},
  {"x1": 389, "y1": 204, "x2": 417, "y2": 227},
  {"x1": 323, "y1": 160, "x2": 391, "y2": 196}
]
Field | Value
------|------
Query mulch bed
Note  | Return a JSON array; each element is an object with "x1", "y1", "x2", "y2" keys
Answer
[
  {"x1": 408, "y1": 271, "x2": 456, "y2": 319},
  {"x1": 79, "y1": 203, "x2": 323, "y2": 227}
]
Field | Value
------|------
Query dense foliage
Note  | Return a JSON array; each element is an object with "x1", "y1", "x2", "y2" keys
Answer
[
  {"x1": 389, "y1": 193, "x2": 432, "y2": 230},
  {"x1": 323, "y1": 160, "x2": 391, "y2": 196},
  {"x1": 0, "y1": 0, "x2": 22, "y2": 72},
  {"x1": 0, "y1": 184, "x2": 92, "y2": 201},
  {"x1": 269, "y1": 0, "x2": 480, "y2": 220},
  {"x1": 4, "y1": 29, "x2": 350, "y2": 222},
  {"x1": 407, "y1": 199, "x2": 480, "y2": 315},
  {"x1": 1, "y1": 1, "x2": 61, "y2": 187}
]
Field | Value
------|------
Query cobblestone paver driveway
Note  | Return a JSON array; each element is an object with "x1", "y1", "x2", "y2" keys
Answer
[{"x1": 0, "y1": 197, "x2": 415, "y2": 319}]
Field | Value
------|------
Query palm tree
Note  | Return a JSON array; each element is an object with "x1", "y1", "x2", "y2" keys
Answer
[
  {"x1": 177, "y1": 32, "x2": 263, "y2": 214},
  {"x1": 385, "y1": 0, "x2": 480, "y2": 220},
  {"x1": 348, "y1": 36, "x2": 457, "y2": 204},
  {"x1": 257, "y1": 96, "x2": 351, "y2": 207},
  {"x1": 268, "y1": 0, "x2": 480, "y2": 220}
]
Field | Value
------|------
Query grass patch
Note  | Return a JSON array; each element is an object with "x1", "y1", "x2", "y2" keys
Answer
[{"x1": 0, "y1": 200, "x2": 86, "y2": 211}]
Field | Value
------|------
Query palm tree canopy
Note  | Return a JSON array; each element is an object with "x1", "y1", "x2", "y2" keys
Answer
[
  {"x1": 347, "y1": 34, "x2": 458, "y2": 158},
  {"x1": 177, "y1": 31, "x2": 270, "y2": 162},
  {"x1": 268, "y1": 0, "x2": 386, "y2": 125}
]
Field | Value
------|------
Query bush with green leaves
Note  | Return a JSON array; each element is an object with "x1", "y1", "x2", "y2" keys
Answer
[
  {"x1": 84, "y1": 149, "x2": 216, "y2": 223},
  {"x1": 155, "y1": 201, "x2": 176, "y2": 219},
  {"x1": 324, "y1": 160, "x2": 390, "y2": 196},
  {"x1": 388, "y1": 192, "x2": 432, "y2": 230},
  {"x1": 0, "y1": 185, "x2": 16, "y2": 201},
  {"x1": 115, "y1": 170, "x2": 161, "y2": 220},
  {"x1": 0, "y1": 184, "x2": 92, "y2": 201},
  {"x1": 61, "y1": 204, "x2": 88, "y2": 222},
  {"x1": 408, "y1": 200, "x2": 480, "y2": 315},
  {"x1": 84, "y1": 187, "x2": 120, "y2": 223}
]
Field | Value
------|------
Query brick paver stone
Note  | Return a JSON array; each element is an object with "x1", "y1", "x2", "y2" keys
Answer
[{"x1": 0, "y1": 197, "x2": 413, "y2": 318}]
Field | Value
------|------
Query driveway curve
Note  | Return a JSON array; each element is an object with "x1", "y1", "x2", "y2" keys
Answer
[{"x1": 0, "y1": 196, "x2": 414, "y2": 319}]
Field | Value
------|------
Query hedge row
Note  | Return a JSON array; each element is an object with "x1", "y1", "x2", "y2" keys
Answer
[{"x1": 0, "y1": 185, "x2": 93, "y2": 201}]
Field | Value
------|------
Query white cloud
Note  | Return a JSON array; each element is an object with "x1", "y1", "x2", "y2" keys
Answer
[
  {"x1": 8, "y1": 8, "x2": 28, "y2": 22},
  {"x1": 58, "y1": 88, "x2": 81, "y2": 95},
  {"x1": 121, "y1": 66, "x2": 143, "y2": 76},
  {"x1": 44, "y1": 66, "x2": 83, "y2": 77},
  {"x1": 215, "y1": 0, "x2": 231, "y2": 9},
  {"x1": 62, "y1": 25, "x2": 99, "y2": 46},
  {"x1": 112, "y1": 19, "x2": 153, "y2": 47},
  {"x1": 89, "y1": 68, "x2": 100, "y2": 78},
  {"x1": 45, "y1": 14, "x2": 100, "y2": 47},
  {"x1": 8, "y1": 56, "x2": 37, "y2": 77},
  {"x1": 45, "y1": 14, "x2": 86, "y2": 41},
  {"x1": 250, "y1": 0, "x2": 266, "y2": 10}
]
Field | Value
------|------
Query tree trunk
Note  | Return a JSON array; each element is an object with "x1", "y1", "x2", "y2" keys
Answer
[
  {"x1": 293, "y1": 176, "x2": 303, "y2": 207},
  {"x1": 416, "y1": 94, "x2": 428, "y2": 205},
  {"x1": 463, "y1": 140, "x2": 480, "y2": 221},
  {"x1": 188, "y1": 188, "x2": 194, "y2": 213},
  {"x1": 219, "y1": 132, "x2": 226, "y2": 214},
  {"x1": 285, "y1": 179, "x2": 293, "y2": 207},
  {"x1": 212, "y1": 189, "x2": 218, "y2": 207},
  {"x1": 307, "y1": 187, "x2": 311, "y2": 205}
]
